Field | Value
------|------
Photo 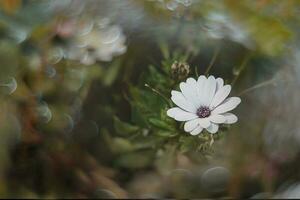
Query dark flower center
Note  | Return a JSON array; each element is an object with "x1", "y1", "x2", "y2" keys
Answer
[{"x1": 196, "y1": 106, "x2": 211, "y2": 118}]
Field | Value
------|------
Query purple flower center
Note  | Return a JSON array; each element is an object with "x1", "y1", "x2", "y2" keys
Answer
[{"x1": 196, "y1": 106, "x2": 211, "y2": 118}]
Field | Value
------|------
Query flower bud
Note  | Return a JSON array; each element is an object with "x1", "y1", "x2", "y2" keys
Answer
[{"x1": 171, "y1": 61, "x2": 190, "y2": 81}]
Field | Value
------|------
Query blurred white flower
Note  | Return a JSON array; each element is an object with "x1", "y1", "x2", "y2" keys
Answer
[
  {"x1": 205, "y1": 12, "x2": 253, "y2": 49},
  {"x1": 167, "y1": 75, "x2": 241, "y2": 135},
  {"x1": 274, "y1": 183, "x2": 300, "y2": 198},
  {"x1": 65, "y1": 23, "x2": 127, "y2": 65}
]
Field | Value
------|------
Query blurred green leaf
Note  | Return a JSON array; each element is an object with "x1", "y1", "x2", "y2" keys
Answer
[
  {"x1": 129, "y1": 86, "x2": 167, "y2": 127},
  {"x1": 115, "y1": 150, "x2": 155, "y2": 169},
  {"x1": 102, "y1": 59, "x2": 122, "y2": 86},
  {"x1": 179, "y1": 136, "x2": 199, "y2": 153},
  {"x1": 155, "y1": 130, "x2": 178, "y2": 137},
  {"x1": 148, "y1": 118, "x2": 174, "y2": 131},
  {"x1": 0, "y1": 41, "x2": 19, "y2": 79},
  {"x1": 111, "y1": 137, "x2": 135, "y2": 154},
  {"x1": 113, "y1": 116, "x2": 139, "y2": 136}
]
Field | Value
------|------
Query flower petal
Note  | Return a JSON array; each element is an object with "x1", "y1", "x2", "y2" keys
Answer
[
  {"x1": 197, "y1": 75, "x2": 207, "y2": 106},
  {"x1": 223, "y1": 113, "x2": 238, "y2": 124},
  {"x1": 202, "y1": 76, "x2": 216, "y2": 106},
  {"x1": 180, "y1": 78, "x2": 200, "y2": 107},
  {"x1": 167, "y1": 107, "x2": 198, "y2": 121},
  {"x1": 210, "y1": 85, "x2": 231, "y2": 109},
  {"x1": 216, "y1": 77, "x2": 224, "y2": 91},
  {"x1": 184, "y1": 118, "x2": 199, "y2": 132},
  {"x1": 197, "y1": 75, "x2": 207, "y2": 83},
  {"x1": 208, "y1": 114, "x2": 226, "y2": 124},
  {"x1": 171, "y1": 90, "x2": 197, "y2": 113},
  {"x1": 206, "y1": 123, "x2": 219, "y2": 134},
  {"x1": 212, "y1": 97, "x2": 241, "y2": 114},
  {"x1": 187, "y1": 78, "x2": 201, "y2": 106},
  {"x1": 190, "y1": 125, "x2": 203, "y2": 135},
  {"x1": 199, "y1": 118, "x2": 211, "y2": 128}
]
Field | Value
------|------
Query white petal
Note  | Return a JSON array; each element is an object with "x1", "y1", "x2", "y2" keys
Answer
[
  {"x1": 202, "y1": 76, "x2": 216, "y2": 106},
  {"x1": 190, "y1": 125, "x2": 203, "y2": 135},
  {"x1": 206, "y1": 123, "x2": 219, "y2": 134},
  {"x1": 184, "y1": 118, "x2": 199, "y2": 132},
  {"x1": 216, "y1": 77, "x2": 224, "y2": 91},
  {"x1": 197, "y1": 75, "x2": 206, "y2": 83},
  {"x1": 212, "y1": 97, "x2": 241, "y2": 114},
  {"x1": 179, "y1": 82, "x2": 192, "y2": 100},
  {"x1": 180, "y1": 78, "x2": 200, "y2": 107},
  {"x1": 167, "y1": 107, "x2": 198, "y2": 121},
  {"x1": 197, "y1": 75, "x2": 207, "y2": 106},
  {"x1": 208, "y1": 114, "x2": 226, "y2": 124},
  {"x1": 199, "y1": 118, "x2": 211, "y2": 128},
  {"x1": 171, "y1": 90, "x2": 197, "y2": 113},
  {"x1": 223, "y1": 113, "x2": 238, "y2": 124},
  {"x1": 186, "y1": 77, "x2": 197, "y2": 85},
  {"x1": 210, "y1": 85, "x2": 231, "y2": 109}
]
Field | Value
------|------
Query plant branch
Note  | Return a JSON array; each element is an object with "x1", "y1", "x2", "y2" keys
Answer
[
  {"x1": 144, "y1": 83, "x2": 171, "y2": 106},
  {"x1": 205, "y1": 46, "x2": 220, "y2": 76},
  {"x1": 231, "y1": 54, "x2": 252, "y2": 86}
]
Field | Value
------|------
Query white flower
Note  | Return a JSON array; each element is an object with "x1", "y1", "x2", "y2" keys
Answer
[
  {"x1": 167, "y1": 75, "x2": 241, "y2": 135},
  {"x1": 65, "y1": 24, "x2": 127, "y2": 65}
]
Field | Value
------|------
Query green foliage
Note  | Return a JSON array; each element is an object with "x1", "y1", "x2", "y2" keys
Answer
[
  {"x1": 114, "y1": 150, "x2": 155, "y2": 169},
  {"x1": 113, "y1": 116, "x2": 139, "y2": 136},
  {"x1": 111, "y1": 137, "x2": 135, "y2": 154},
  {"x1": 112, "y1": 51, "x2": 225, "y2": 168},
  {"x1": 129, "y1": 86, "x2": 168, "y2": 127},
  {"x1": 102, "y1": 59, "x2": 123, "y2": 86}
]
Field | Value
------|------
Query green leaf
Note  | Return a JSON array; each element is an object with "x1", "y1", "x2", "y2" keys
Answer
[
  {"x1": 129, "y1": 86, "x2": 167, "y2": 127},
  {"x1": 159, "y1": 42, "x2": 170, "y2": 59},
  {"x1": 114, "y1": 150, "x2": 155, "y2": 169},
  {"x1": 146, "y1": 65, "x2": 170, "y2": 91},
  {"x1": 0, "y1": 41, "x2": 19, "y2": 79},
  {"x1": 155, "y1": 130, "x2": 178, "y2": 137},
  {"x1": 148, "y1": 118, "x2": 174, "y2": 131},
  {"x1": 179, "y1": 136, "x2": 198, "y2": 153},
  {"x1": 132, "y1": 134, "x2": 165, "y2": 150},
  {"x1": 111, "y1": 137, "x2": 135, "y2": 154},
  {"x1": 102, "y1": 59, "x2": 122, "y2": 86},
  {"x1": 113, "y1": 116, "x2": 139, "y2": 136}
]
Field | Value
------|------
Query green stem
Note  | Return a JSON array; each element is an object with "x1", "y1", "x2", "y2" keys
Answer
[
  {"x1": 195, "y1": 65, "x2": 199, "y2": 77},
  {"x1": 205, "y1": 46, "x2": 220, "y2": 76},
  {"x1": 231, "y1": 54, "x2": 252, "y2": 86},
  {"x1": 238, "y1": 78, "x2": 292, "y2": 96},
  {"x1": 144, "y1": 84, "x2": 171, "y2": 106},
  {"x1": 209, "y1": 134, "x2": 214, "y2": 147}
]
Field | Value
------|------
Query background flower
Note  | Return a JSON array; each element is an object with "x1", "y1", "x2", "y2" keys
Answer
[{"x1": 65, "y1": 22, "x2": 127, "y2": 65}]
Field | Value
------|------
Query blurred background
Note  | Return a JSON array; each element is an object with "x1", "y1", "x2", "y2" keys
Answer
[{"x1": 1, "y1": 0, "x2": 300, "y2": 198}]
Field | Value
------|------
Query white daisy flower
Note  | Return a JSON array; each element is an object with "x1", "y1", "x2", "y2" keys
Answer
[
  {"x1": 167, "y1": 75, "x2": 241, "y2": 135},
  {"x1": 65, "y1": 24, "x2": 127, "y2": 65}
]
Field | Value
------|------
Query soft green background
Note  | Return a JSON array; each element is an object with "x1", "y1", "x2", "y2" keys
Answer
[{"x1": 0, "y1": 0, "x2": 299, "y2": 198}]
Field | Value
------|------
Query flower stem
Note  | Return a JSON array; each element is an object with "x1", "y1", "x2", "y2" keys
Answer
[
  {"x1": 195, "y1": 65, "x2": 199, "y2": 77},
  {"x1": 205, "y1": 46, "x2": 220, "y2": 76},
  {"x1": 231, "y1": 53, "x2": 252, "y2": 86},
  {"x1": 237, "y1": 78, "x2": 293, "y2": 96},
  {"x1": 144, "y1": 84, "x2": 171, "y2": 106},
  {"x1": 209, "y1": 134, "x2": 214, "y2": 147}
]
